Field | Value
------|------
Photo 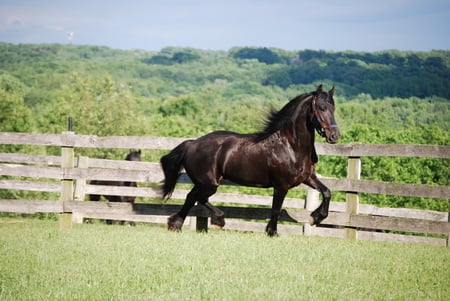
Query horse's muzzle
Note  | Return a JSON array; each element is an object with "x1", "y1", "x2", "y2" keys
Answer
[{"x1": 325, "y1": 126, "x2": 340, "y2": 144}]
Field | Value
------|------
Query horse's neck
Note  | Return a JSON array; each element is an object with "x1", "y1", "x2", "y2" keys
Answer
[{"x1": 291, "y1": 97, "x2": 314, "y2": 147}]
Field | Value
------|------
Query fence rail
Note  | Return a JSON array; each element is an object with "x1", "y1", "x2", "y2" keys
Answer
[
  {"x1": 1, "y1": 132, "x2": 449, "y2": 158},
  {"x1": 0, "y1": 131, "x2": 449, "y2": 246}
]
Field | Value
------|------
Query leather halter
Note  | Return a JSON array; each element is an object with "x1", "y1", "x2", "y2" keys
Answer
[{"x1": 311, "y1": 95, "x2": 338, "y2": 137}]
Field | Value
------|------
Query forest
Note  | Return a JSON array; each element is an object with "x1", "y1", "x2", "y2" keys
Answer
[{"x1": 0, "y1": 43, "x2": 448, "y2": 211}]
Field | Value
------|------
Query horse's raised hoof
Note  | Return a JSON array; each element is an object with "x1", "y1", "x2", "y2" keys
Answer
[
  {"x1": 167, "y1": 214, "x2": 184, "y2": 232},
  {"x1": 211, "y1": 214, "x2": 225, "y2": 229},
  {"x1": 309, "y1": 209, "x2": 327, "y2": 226}
]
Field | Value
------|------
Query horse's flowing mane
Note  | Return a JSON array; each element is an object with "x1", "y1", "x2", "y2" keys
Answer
[{"x1": 257, "y1": 92, "x2": 314, "y2": 138}]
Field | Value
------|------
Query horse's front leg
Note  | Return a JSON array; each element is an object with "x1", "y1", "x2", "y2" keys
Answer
[
  {"x1": 266, "y1": 187, "x2": 288, "y2": 237},
  {"x1": 303, "y1": 173, "x2": 331, "y2": 226}
]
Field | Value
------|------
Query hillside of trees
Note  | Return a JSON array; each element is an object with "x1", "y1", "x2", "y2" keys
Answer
[{"x1": 0, "y1": 43, "x2": 448, "y2": 211}]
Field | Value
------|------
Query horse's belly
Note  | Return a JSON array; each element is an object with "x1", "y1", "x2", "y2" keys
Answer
[{"x1": 223, "y1": 172, "x2": 271, "y2": 188}]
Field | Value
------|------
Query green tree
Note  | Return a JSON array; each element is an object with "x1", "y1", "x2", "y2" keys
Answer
[
  {"x1": 231, "y1": 47, "x2": 284, "y2": 64},
  {"x1": 159, "y1": 96, "x2": 202, "y2": 117},
  {"x1": 263, "y1": 66, "x2": 292, "y2": 88},
  {"x1": 37, "y1": 73, "x2": 142, "y2": 136},
  {"x1": 0, "y1": 73, "x2": 34, "y2": 132}
]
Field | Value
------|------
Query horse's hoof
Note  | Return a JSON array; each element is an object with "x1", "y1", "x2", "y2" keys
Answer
[
  {"x1": 310, "y1": 208, "x2": 328, "y2": 226},
  {"x1": 266, "y1": 230, "x2": 278, "y2": 237},
  {"x1": 167, "y1": 225, "x2": 182, "y2": 232},
  {"x1": 211, "y1": 215, "x2": 225, "y2": 228},
  {"x1": 167, "y1": 222, "x2": 182, "y2": 232},
  {"x1": 265, "y1": 224, "x2": 278, "y2": 237},
  {"x1": 167, "y1": 214, "x2": 184, "y2": 232}
]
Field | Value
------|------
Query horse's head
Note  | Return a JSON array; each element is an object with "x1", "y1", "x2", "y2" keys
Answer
[
  {"x1": 126, "y1": 149, "x2": 141, "y2": 161},
  {"x1": 311, "y1": 85, "x2": 340, "y2": 144}
]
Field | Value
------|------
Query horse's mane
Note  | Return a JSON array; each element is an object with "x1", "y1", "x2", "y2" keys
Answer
[{"x1": 256, "y1": 92, "x2": 314, "y2": 139}]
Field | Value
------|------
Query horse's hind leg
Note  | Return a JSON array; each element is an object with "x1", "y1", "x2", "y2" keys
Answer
[
  {"x1": 194, "y1": 185, "x2": 223, "y2": 227},
  {"x1": 168, "y1": 185, "x2": 219, "y2": 232},
  {"x1": 168, "y1": 185, "x2": 201, "y2": 231}
]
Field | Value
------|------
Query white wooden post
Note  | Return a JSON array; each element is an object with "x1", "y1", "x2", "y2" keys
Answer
[
  {"x1": 304, "y1": 188, "x2": 320, "y2": 236},
  {"x1": 345, "y1": 156, "x2": 361, "y2": 240},
  {"x1": 72, "y1": 156, "x2": 89, "y2": 223}
]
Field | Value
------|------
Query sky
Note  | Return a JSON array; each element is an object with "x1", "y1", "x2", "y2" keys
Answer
[{"x1": 0, "y1": 0, "x2": 449, "y2": 52}]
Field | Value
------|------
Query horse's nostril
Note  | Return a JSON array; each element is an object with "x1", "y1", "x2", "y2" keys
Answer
[{"x1": 330, "y1": 132, "x2": 339, "y2": 141}]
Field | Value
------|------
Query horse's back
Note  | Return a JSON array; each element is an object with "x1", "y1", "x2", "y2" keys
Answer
[
  {"x1": 182, "y1": 131, "x2": 272, "y2": 186},
  {"x1": 185, "y1": 131, "x2": 254, "y2": 159}
]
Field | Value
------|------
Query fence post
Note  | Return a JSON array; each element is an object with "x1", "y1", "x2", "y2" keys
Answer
[
  {"x1": 304, "y1": 188, "x2": 320, "y2": 236},
  {"x1": 345, "y1": 156, "x2": 361, "y2": 240},
  {"x1": 73, "y1": 156, "x2": 89, "y2": 223},
  {"x1": 59, "y1": 118, "x2": 75, "y2": 229},
  {"x1": 196, "y1": 215, "x2": 209, "y2": 232},
  {"x1": 196, "y1": 205, "x2": 210, "y2": 232},
  {"x1": 189, "y1": 206, "x2": 209, "y2": 232}
]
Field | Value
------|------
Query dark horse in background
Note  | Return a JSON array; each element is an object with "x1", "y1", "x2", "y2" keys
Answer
[
  {"x1": 89, "y1": 149, "x2": 141, "y2": 225},
  {"x1": 160, "y1": 85, "x2": 339, "y2": 236}
]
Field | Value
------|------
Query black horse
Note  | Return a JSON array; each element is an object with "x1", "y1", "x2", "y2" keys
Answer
[
  {"x1": 160, "y1": 85, "x2": 339, "y2": 236},
  {"x1": 89, "y1": 149, "x2": 141, "y2": 224}
]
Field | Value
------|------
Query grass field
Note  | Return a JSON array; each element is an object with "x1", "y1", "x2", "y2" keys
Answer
[{"x1": 0, "y1": 218, "x2": 448, "y2": 300}]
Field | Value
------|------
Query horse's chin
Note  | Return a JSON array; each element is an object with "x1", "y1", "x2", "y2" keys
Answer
[{"x1": 326, "y1": 137, "x2": 338, "y2": 144}]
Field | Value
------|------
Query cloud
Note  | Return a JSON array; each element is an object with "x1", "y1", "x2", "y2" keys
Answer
[{"x1": 0, "y1": 15, "x2": 26, "y2": 31}]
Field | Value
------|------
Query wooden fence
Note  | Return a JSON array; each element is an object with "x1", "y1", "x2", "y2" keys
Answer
[{"x1": 0, "y1": 131, "x2": 449, "y2": 246}]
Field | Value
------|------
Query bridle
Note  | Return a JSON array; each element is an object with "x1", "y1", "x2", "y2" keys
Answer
[{"x1": 311, "y1": 95, "x2": 338, "y2": 137}]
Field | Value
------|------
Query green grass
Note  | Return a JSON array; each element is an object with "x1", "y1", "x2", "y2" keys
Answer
[{"x1": 0, "y1": 219, "x2": 448, "y2": 300}]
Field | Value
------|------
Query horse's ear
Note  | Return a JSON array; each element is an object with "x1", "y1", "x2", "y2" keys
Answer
[
  {"x1": 316, "y1": 84, "x2": 323, "y2": 93},
  {"x1": 138, "y1": 149, "x2": 141, "y2": 154},
  {"x1": 329, "y1": 86, "x2": 335, "y2": 97}
]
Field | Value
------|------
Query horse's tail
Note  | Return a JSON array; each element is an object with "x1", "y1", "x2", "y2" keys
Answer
[{"x1": 160, "y1": 140, "x2": 190, "y2": 199}]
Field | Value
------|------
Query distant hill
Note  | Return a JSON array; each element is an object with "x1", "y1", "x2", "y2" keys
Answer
[
  {"x1": 232, "y1": 47, "x2": 450, "y2": 99},
  {"x1": 1, "y1": 43, "x2": 449, "y2": 99}
]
